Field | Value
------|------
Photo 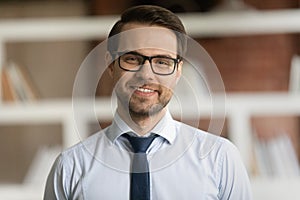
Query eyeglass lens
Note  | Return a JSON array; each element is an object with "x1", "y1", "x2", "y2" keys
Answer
[{"x1": 119, "y1": 53, "x2": 177, "y2": 75}]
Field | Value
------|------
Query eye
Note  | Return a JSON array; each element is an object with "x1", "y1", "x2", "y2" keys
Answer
[
  {"x1": 122, "y1": 54, "x2": 140, "y2": 64},
  {"x1": 153, "y1": 58, "x2": 174, "y2": 67}
]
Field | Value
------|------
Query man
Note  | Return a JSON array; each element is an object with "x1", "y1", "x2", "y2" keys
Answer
[{"x1": 44, "y1": 5, "x2": 252, "y2": 200}]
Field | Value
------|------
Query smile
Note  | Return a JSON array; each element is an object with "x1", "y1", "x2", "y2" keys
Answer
[{"x1": 136, "y1": 87, "x2": 155, "y2": 93}]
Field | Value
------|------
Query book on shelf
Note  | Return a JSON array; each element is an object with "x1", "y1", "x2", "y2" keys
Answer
[
  {"x1": 0, "y1": 62, "x2": 39, "y2": 102},
  {"x1": 253, "y1": 131, "x2": 300, "y2": 177},
  {"x1": 289, "y1": 54, "x2": 300, "y2": 93},
  {"x1": 1, "y1": 67, "x2": 17, "y2": 102}
]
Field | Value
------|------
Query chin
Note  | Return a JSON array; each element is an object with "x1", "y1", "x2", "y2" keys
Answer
[{"x1": 129, "y1": 103, "x2": 166, "y2": 117}]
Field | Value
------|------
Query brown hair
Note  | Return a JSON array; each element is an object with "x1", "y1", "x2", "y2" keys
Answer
[{"x1": 107, "y1": 5, "x2": 187, "y2": 57}]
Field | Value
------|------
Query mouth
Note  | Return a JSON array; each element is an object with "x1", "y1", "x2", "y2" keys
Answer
[
  {"x1": 132, "y1": 85, "x2": 160, "y2": 96},
  {"x1": 136, "y1": 87, "x2": 155, "y2": 93}
]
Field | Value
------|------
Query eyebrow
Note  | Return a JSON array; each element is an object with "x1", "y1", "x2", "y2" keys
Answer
[{"x1": 125, "y1": 50, "x2": 176, "y2": 59}]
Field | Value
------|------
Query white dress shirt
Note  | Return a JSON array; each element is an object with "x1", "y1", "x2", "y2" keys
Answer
[{"x1": 44, "y1": 111, "x2": 252, "y2": 200}]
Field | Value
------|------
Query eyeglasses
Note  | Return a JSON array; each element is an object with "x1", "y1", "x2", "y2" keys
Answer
[{"x1": 114, "y1": 51, "x2": 181, "y2": 75}]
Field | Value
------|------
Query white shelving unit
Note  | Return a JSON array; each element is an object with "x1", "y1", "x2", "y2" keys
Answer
[{"x1": 0, "y1": 9, "x2": 300, "y2": 199}]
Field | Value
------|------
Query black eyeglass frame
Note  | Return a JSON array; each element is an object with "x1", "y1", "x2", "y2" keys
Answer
[{"x1": 112, "y1": 51, "x2": 182, "y2": 76}]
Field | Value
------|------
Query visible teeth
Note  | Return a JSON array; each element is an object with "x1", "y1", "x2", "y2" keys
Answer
[{"x1": 136, "y1": 87, "x2": 154, "y2": 93}]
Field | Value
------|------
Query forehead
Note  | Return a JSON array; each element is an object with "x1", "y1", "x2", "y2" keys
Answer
[{"x1": 117, "y1": 23, "x2": 178, "y2": 55}]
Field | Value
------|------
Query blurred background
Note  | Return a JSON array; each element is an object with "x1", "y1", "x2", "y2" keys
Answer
[{"x1": 0, "y1": 0, "x2": 299, "y2": 199}]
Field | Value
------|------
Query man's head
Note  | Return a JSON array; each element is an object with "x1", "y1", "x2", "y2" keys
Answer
[
  {"x1": 107, "y1": 5, "x2": 186, "y2": 125},
  {"x1": 108, "y1": 5, "x2": 186, "y2": 57}
]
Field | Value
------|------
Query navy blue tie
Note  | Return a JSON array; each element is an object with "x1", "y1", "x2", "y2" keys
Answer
[{"x1": 124, "y1": 134, "x2": 157, "y2": 200}]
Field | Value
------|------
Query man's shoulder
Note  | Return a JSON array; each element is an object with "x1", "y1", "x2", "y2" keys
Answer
[
  {"x1": 60, "y1": 129, "x2": 108, "y2": 162},
  {"x1": 176, "y1": 121, "x2": 238, "y2": 158}
]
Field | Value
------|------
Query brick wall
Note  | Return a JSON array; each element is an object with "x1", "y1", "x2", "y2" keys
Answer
[{"x1": 199, "y1": 34, "x2": 297, "y2": 92}]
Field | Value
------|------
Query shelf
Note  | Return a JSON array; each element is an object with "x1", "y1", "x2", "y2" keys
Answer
[
  {"x1": 1, "y1": 93, "x2": 300, "y2": 123},
  {"x1": 0, "y1": 9, "x2": 299, "y2": 42},
  {"x1": 251, "y1": 177, "x2": 300, "y2": 200},
  {"x1": 1, "y1": 92, "x2": 300, "y2": 149},
  {"x1": 0, "y1": 184, "x2": 43, "y2": 200},
  {"x1": 0, "y1": 9, "x2": 300, "y2": 66},
  {"x1": 0, "y1": 100, "x2": 70, "y2": 124},
  {"x1": 181, "y1": 9, "x2": 300, "y2": 37}
]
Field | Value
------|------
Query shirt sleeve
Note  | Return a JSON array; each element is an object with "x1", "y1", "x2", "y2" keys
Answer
[
  {"x1": 43, "y1": 154, "x2": 69, "y2": 200},
  {"x1": 218, "y1": 141, "x2": 253, "y2": 200}
]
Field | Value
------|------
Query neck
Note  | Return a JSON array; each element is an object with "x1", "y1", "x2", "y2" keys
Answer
[{"x1": 117, "y1": 106, "x2": 166, "y2": 136}]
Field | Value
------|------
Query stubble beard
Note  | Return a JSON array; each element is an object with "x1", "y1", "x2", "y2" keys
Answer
[
  {"x1": 128, "y1": 96, "x2": 169, "y2": 118},
  {"x1": 117, "y1": 89, "x2": 172, "y2": 121}
]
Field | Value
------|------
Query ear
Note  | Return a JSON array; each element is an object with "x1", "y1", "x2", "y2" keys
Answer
[
  {"x1": 105, "y1": 51, "x2": 114, "y2": 77},
  {"x1": 175, "y1": 60, "x2": 183, "y2": 84}
]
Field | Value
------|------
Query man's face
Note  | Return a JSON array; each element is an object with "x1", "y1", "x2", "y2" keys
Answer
[{"x1": 108, "y1": 23, "x2": 182, "y2": 117}]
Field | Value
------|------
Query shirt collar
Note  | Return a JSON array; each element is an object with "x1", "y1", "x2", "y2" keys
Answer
[{"x1": 106, "y1": 110, "x2": 177, "y2": 144}]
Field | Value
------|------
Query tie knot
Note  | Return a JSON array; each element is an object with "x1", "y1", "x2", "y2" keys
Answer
[{"x1": 124, "y1": 134, "x2": 157, "y2": 153}]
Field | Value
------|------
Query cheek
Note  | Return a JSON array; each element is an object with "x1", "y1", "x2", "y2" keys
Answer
[
  {"x1": 160, "y1": 77, "x2": 177, "y2": 90},
  {"x1": 112, "y1": 72, "x2": 122, "y2": 84},
  {"x1": 111, "y1": 73, "x2": 121, "y2": 88},
  {"x1": 110, "y1": 64, "x2": 124, "y2": 83},
  {"x1": 112, "y1": 70, "x2": 134, "y2": 90}
]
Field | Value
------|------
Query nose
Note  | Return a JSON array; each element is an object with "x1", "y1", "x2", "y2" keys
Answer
[{"x1": 135, "y1": 60, "x2": 155, "y2": 80}]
